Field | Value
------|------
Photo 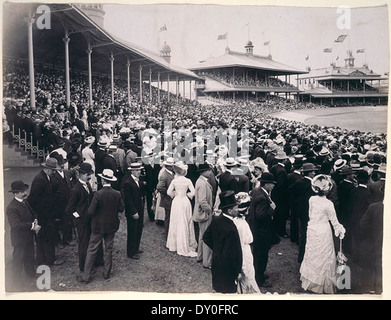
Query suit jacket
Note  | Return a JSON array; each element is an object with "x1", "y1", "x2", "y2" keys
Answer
[
  {"x1": 233, "y1": 173, "x2": 250, "y2": 193},
  {"x1": 156, "y1": 168, "x2": 175, "y2": 209},
  {"x1": 65, "y1": 180, "x2": 93, "y2": 223},
  {"x1": 122, "y1": 174, "x2": 144, "y2": 218},
  {"x1": 27, "y1": 170, "x2": 55, "y2": 228},
  {"x1": 203, "y1": 214, "x2": 243, "y2": 293},
  {"x1": 248, "y1": 187, "x2": 274, "y2": 239},
  {"x1": 193, "y1": 176, "x2": 213, "y2": 222},
  {"x1": 270, "y1": 163, "x2": 289, "y2": 208},
  {"x1": 337, "y1": 179, "x2": 356, "y2": 224},
  {"x1": 88, "y1": 185, "x2": 124, "y2": 234},
  {"x1": 94, "y1": 148, "x2": 107, "y2": 175},
  {"x1": 291, "y1": 177, "x2": 315, "y2": 222},
  {"x1": 103, "y1": 154, "x2": 118, "y2": 173},
  {"x1": 369, "y1": 179, "x2": 385, "y2": 203},
  {"x1": 51, "y1": 170, "x2": 73, "y2": 217},
  {"x1": 6, "y1": 199, "x2": 35, "y2": 247},
  {"x1": 218, "y1": 171, "x2": 238, "y2": 194},
  {"x1": 144, "y1": 163, "x2": 161, "y2": 192},
  {"x1": 350, "y1": 185, "x2": 373, "y2": 229}
]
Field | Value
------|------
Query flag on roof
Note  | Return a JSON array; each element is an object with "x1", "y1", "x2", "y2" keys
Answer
[
  {"x1": 356, "y1": 49, "x2": 365, "y2": 53},
  {"x1": 323, "y1": 48, "x2": 332, "y2": 53},
  {"x1": 217, "y1": 33, "x2": 227, "y2": 40},
  {"x1": 159, "y1": 24, "x2": 167, "y2": 32},
  {"x1": 335, "y1": 34, "x2": 348, "y2": 42},
  {"x1": 305, "y1": 54, "x2": 309, "y2": 61}
]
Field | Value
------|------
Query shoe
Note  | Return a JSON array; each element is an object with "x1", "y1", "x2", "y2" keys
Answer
[
  {"x1": 52, "y1": 259, "x2": 65, "y2": 266},
  {"x1": 137, "y1": 250, "x2": 144, "y2": 254},
  {"x1": 203, "y1": 265, "x2": 211, "y2": 270},
  {"x1": 156, "y1": 220, "x2": 164, "y2": 226},
  {"x1": 130, "y1": 254, "x2": 140, "y2": 260},
  {"x1": 76, "y1": 275, "x2": 89, "y2": 284}
]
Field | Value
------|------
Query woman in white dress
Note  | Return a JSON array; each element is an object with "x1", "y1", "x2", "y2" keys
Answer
[
  {"x1": 234, "y1": 192, "x2": 260, "y2": 294},
  {"x1": 81, "y1": 136, "x2": 97, "y2": 191},
  {"x1": 166, "y1": 162, "x2": 198, "y2": 257},
  {"x1": 300, "y1": 174, "x2": 346, "y2": 294}
]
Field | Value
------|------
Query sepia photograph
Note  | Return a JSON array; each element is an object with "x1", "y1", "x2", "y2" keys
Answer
[{"x1": 1, "y1": 0, "x2": 389, "y2": 300}]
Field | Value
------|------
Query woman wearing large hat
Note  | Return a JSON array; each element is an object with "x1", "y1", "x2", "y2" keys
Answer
[
  {"x1": 300, "y1": 174, "x2": 346, "y2": 294},
  {"x1": 165, "y1": 162, "x2": 198, "y2": 258}
]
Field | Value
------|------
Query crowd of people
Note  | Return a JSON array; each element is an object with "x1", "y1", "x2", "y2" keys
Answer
[{"x1": 4, "y1": 58, "x2": 387, "y2": 294}]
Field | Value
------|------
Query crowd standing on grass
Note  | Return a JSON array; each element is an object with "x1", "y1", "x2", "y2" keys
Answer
[{"x1": 4, "y1": 60, "x2": 386, "y2": 294}]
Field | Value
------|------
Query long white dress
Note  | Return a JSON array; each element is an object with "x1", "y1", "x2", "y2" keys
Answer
[
  {"x1": 166, "y1": 175, "x2": 198, "y2": 257},
  {"x1": 300, "y1": 195, "x2": 345, "y2": 294},
  {"x1": 234, "y1": 216, "x2": 260, "y2": 293}
]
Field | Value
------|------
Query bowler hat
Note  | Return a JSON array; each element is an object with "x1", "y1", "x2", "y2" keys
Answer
[
  {"x1": 78, "y1": 162, "x2": 94, "y2": 175},
  {"x1": 258, "y1": 172, "x2": 276, "y2": 184},
  {"x1": 301, "y1": 162, "x2": 318, "y2": 172},
  {"x1": 219, "y1": 190, "x2": 238, "y2": 210},
  {"x1": 340, "y1": 166, "x2": 354, "y2": 176},
  {"x1": 275, "y1": 150, "x2": 288, "y2": 160},
  {"x1": 198, "y1": 163, "x2": 212, "y2": 173},
  {"x1": 9, "y1": 180, "x2": 29, "y2": 193}
]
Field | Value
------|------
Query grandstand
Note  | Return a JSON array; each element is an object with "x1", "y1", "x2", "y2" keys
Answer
[
  {"x1": 188, "y1": 42, "x2": 307, "y2": 102},
  {"x1": 297, "y1": 50, "x2": 389, "y2": 106}
]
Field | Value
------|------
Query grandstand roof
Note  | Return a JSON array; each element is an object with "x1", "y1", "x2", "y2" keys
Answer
[
  {"x1": 299, "y1": 65, "x2": 387, "y2": 81},
  {"x1": 2, "y1": 2, "x2": 200, "y2": 82},
  {"x1": 188, "y1": 48, "x2": 307, "y2": 76}
]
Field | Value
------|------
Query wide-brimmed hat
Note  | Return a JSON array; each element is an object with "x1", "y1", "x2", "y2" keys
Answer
[
  {"x1": 340, "y1": 166, "x2": 355, "y2": 176},
  {"x1": 78, "y1": 162, "x2": 94, "y2": 175},
  {"x1": 311, "y1": 174, "x2": 333, "y2": 194},
  {"x1": 301, "y1": 162, "x2": 319, "y2": 173},
  {"x1": 42, "y1": 158, "x2": 61, "y2": 170},
  {"x1": 319, "y1": 147, "x2": 330, "y2": 157},
  {"x1": 219, "y1": 190, "x2": 238, "y2": 210},
  {"x1": 98, "y1": 169, "x2": 117, "y2": 182},
  {"x1": 275, "y1": 150, "x2": 288, "y2": 160},
  {"x1": 9, "y1": 180, "x2": 29, "y2": 193},
  {"x1": 198, "y1": 163, "x2": 212, "y2": 173},
  {"x1": 224, "y1": 157, "x2": 238, "y2": 167},
  {"x1": 129, "y1": 162, "x2": 143, "y2": 171},
  {"x1": 97, "y1": 137, "x2": 110, "y2": 147},
  {"x1": 163, "y1": 157, "x2": 175, "y2": 166},
  {"x1": 258, "y1": 172, "x2": 276, "y2": 184},
  {"x1": 173, "y1": 162, "x2": 188, "y2": 176},
  {"x1": 235, "y1": 192, "x2": 251, "y2": 212}
]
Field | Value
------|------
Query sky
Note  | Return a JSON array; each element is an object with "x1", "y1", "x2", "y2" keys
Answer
[{"x1": 102, "y1": 3, "x2": 390, "y2": 76}]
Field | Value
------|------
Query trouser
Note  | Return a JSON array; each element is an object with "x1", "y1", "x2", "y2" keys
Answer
[
  {"x1": 164, "y1": 207, "x2": 171, "y2": 236},
  {"x1": 146, "y1": 190, "x2": 155, "y2": 221},
  {"x1": 74, "y1": 218, "x2": 103, "y2": 271},
  {"x1": 197, "y1": 217, "x2": 213, "y2": 268},
  {"x1": 126, "y1": 212, "x2": 144, "y2": 257},
  {"x1": 253, "y1": 236, "x2": 271, "y2": 285},
  {"x1": 273, "y1": 204, "x2": 289, "y2": 236},
  {"x1": 36, "y1": 225, "x2": 56, "y2": 266},
  {"x1": 12, "y1": 240, "x2": 36, "y2": 279},
  {"x1": 290, "y1": 208, "x2": 299, "y2": 244},
  {"x1": 82, "y1": 232, "x2": 115, "y2": 282}
]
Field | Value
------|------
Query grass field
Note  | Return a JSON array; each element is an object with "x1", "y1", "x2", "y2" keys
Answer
[{"x1": 272, "y1": 106, "x2": 388, "y2": 134}]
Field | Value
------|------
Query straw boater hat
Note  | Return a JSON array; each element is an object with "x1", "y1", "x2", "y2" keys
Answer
[
  {"x1": 163, "y1": 157, "x2": 175, "y2": 166},
  {"x1": 129, "y1": 162, "x2": 143, "y2": 171},
  {"x1": 333, "y1": 159, "x2": 347, "y2": 171},
  {"x1": 98, "y1": 169, "x2": 117, "y2": 182},
  {"x1": 224, "y1": 157, "x2": 238, "y2": 167}
]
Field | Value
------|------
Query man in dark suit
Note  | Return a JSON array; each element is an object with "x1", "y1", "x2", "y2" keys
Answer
[
  {"x1": 142, "y1": 151, "x2": 161, "y2": 222},
  {"x1": 218, "y1": 158, "x2": 239, "y2": 194},
  {"x1": 65, "y1": 162, "x2": 103, "y2": 272},
  {"x1": 270, "y1": 151, "x2": 290, "y2": 239},
  {"x1": 156, "y1": 157, "x2": 175, "y2": 236},
  {"x1": 6, "y1": 181, "x2": 41, "y2": 290},
  {"x1": 287, "y1": 155, "x2": 304, "y2": 244},
  {"x1": 49, "y1": 153, "x2": 74, "y2": 246},
  {"x1": 247, "y1": 172, "x2": 276, "y2": 288},
  {"x1": 203, "y1": 190, "x2": 243, "y2": 293},
  {"x1": 103, "y1": 145, "x2": 120, "y2": 190},
  {"x1": 291, "y1": 162, "x2": 317, "y2": 263},
  {"x1": 94, "y1": 137, "x2": 109, "y2": 190},
  {"x1": 122, "y1": 162, "x2": 146, "y2": 260},
  {"x1": 27, "y1": 158, "x2": 64, "y2": 266},
  {"x1": 77, "y1": 169, "x2": 124, "y2": 283}
]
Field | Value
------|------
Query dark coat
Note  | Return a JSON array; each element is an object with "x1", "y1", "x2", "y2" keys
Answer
[
  {"x1": 6, "y1": 199, "x2": 35, "y2": 247},
  {"x1": 27, "y1": 170, "x2": 55, "y2": 229},
  {"x1": 156, "y1": 168, "x2": 175, "y2": 209},
  {"x1": 50, "y1": 170, "x2": 73, "y2": 218},
  {"x1": 94, "y1": 148, "x2": 107, "y2": 175},
  {"x1": 65, "y1": 180, "x2": 93, "y2": 222},
  {"x1": 203, "y1": 215, "x2": 243, "y2": 293},
  {"x1": 122, "y1": 174, "x2": 145, "y2": 217},
  {"x1": 291, "y1": 177, "x2": 315, "y2": 222},
  {"x1": 337, "y1": 179, "x2": 356, "y2": 224},
  {"x1": 88, "y1": 185, "x2": 124, "y2": 234},
  {"x1": 248, "y1": 187, "x2": 274, "y2": 240},
  {"x1": 143, "y1": 163, "x2": 161, "y2": 193}
]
